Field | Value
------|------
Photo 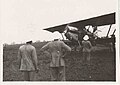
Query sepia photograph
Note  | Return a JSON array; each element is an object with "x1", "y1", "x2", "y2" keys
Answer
[{"x1": 0, "y1": 0, "x2": 119, "y2": 85}]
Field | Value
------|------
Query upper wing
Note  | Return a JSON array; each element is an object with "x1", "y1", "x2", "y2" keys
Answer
[{"x1": 44, "y1": 12, "x2": 115, "y2": 33}]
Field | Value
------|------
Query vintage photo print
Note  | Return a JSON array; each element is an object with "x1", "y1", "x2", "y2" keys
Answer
[{"x1": 0, "y1": 0, "x2": 119, "y2": 85}]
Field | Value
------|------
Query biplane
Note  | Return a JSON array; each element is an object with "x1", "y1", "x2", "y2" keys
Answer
[{"x1": 44, "y1": 12, "x2": 116, "y2": 51}]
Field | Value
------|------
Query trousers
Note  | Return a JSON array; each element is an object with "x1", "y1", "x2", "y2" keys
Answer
[
  {"x1": 50, "y1": 66, "x2": 65, "y2": 81},
  {"x1": 22, "y1": 71, "x2": 36, "y2": 81},
  {"x1": 83, "y1": 52, "x2": 91, "y2": 64}
]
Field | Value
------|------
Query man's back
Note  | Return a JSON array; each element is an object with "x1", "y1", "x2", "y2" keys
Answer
[
  {"x1": 41, "y1": 41, "x2": 71, "y2": 55},
  {"x1": 18, "y1": 44, "x2": 36, "y2": 71},
  {"x1": 41, "y1": 40, "x2": 71, "y2": 67}
]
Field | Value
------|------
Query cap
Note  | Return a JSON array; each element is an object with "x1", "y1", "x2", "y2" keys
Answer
[{"x1": 26, "y1": 40, "x2": 32, "y2": 44}]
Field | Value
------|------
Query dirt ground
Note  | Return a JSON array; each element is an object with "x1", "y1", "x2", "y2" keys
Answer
[{"x1": 3, "y1": 43, "x2": 116, "y2": 81}]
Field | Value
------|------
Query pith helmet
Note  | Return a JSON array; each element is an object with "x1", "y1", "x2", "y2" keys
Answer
[{"x1": 83, "y1": 35, "x2": 89, "y2": 40}]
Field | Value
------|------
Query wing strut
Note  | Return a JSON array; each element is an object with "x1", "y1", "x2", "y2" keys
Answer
[
  {"x1": 112, "y1": 29, "x2": 116, "y2": 35},
  {"x1": 106, "y1": 24, "x2": 112, "y2": 37},
  {"x1": 61, "y1": 33, "x2": 65, "y2": 40}
]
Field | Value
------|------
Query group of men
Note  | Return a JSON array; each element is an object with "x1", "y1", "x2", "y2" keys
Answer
[{"x1": 17, "y1": 35, "x2": 92, "y2": 81}]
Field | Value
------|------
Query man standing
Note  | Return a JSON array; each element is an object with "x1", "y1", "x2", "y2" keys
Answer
[
  {"x1": 82, "y1": 35, "x2": 92, "y2": 65},
  {"x1": 17, "y1": 40, "x2": 38, "y2": 81},
  {"x1": 40, "y1": 39, "x2": 71, "y2": 81}
]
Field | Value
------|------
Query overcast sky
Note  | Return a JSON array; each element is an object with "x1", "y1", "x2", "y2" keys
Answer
[{"x1": 1, "y1": 0, "x2": 116, "y2": 44}]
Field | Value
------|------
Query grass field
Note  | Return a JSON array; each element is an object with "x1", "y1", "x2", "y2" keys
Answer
[{"x1": 3, "y1": 42, "x2": 116, "y2": 81}]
